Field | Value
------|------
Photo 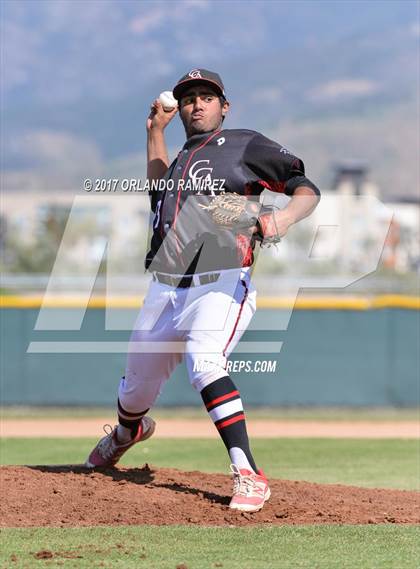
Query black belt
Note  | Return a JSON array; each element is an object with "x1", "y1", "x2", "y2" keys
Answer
[{"x1": 153, "y1": 272, "x2": 220, "y2": 288}]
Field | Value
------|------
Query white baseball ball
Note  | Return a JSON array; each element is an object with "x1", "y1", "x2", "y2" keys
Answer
[{"x1": 158, "y1": 91, "x2": 177, "y2": 111}]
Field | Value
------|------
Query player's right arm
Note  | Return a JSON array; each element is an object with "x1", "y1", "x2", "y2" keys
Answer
[{"x1": 146, "y1": 100, "x2": 178, "y2": 181}]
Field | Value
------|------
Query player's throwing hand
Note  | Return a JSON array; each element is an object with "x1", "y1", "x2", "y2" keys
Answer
[{"x1": 147, "y1": 99, "x2": 178, "y2": 132}]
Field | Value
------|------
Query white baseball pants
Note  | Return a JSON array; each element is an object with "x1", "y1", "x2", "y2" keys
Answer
[{"x1": 118, "y1": 267, "x2": 256, "y2": 414}]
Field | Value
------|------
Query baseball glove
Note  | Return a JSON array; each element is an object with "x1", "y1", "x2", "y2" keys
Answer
[{"x1": 200, "y1": 192, "x2": 282, "y2": 246}]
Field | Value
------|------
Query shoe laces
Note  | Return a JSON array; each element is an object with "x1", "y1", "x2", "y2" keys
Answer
[
  {"x1": 230, "y1": 464, "x2": 257, "y2": 496},
  {"x1": 97, "y1": 424, "x2": 118, "y2": 460}
]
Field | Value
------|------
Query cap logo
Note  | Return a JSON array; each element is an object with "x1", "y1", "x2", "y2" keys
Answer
[{"x1": 188, "y1": 69, "x2": 202, "y2": 79}]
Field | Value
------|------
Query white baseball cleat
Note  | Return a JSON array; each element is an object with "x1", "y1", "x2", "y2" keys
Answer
[
  {"x1": 229, "y1": 464, "x2": 271, "y2": 512},
  {"x1": 85, "y1": 416, "x2": 156, "y2": 468}
]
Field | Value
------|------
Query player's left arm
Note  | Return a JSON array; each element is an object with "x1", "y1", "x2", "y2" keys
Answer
[
  {"x1": 243, "y1": 132, "x2": 320, "y2": 240},
  {"x1": 258, "y1": 179, "x2": 320, "y2": 239}
]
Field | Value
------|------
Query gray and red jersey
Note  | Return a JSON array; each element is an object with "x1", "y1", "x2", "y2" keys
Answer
[{"x1": 145, "y1": 128, "x2": 319, "y2": 275}]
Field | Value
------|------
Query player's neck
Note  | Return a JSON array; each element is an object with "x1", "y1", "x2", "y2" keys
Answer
[{"x1": 185, "y1": 128, "x2": 223, "y2": 143}]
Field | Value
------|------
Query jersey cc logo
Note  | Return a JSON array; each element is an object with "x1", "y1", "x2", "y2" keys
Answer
[
  {"x1": 188, "y1": 159, "x2": 216, "y2": 195},
  {"x1": 217, "y1": 137, "x2": 225, "y2": 146},
  {"x1": 189, "y1": 159, "x2": 213, "y2": 182}
]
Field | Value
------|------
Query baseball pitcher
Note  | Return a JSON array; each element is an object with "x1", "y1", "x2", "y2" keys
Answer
[{"x1": 86, "y1": 69, "x2": 321, "y2": 513}]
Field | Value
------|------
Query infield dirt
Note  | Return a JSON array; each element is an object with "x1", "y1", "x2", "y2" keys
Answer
[{"x1": 1, "y1": 464, "x2": 419, "y2": 527}]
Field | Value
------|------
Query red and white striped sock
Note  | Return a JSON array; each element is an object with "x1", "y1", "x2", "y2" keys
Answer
[{"x1": 200, "y1": 375, "x2": 258, "y2": 473}]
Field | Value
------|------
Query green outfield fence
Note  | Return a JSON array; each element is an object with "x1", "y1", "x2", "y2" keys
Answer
[{"x1": 0, "y1": 295, "x2": 419, "y2": 407}]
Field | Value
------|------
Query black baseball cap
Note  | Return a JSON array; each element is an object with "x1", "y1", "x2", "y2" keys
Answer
[{"x1": 173, "y1": 68, "x2": 226, "y2": 101}]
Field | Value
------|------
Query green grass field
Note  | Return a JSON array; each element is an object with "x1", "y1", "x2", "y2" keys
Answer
[
  {"x1": 1, "y1": 526, "x2": 419, "y2": 569},
  {"x1": 1, "y1": 437, "x2": 419, "y2": 568},
  {"x1": 2, "y1": 406, "x2": 419, "y2": 421}
]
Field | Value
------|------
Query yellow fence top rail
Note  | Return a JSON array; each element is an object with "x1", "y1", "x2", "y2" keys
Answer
[{"x1": 1, "y1": 295, "x2": 419, "y2": 310}]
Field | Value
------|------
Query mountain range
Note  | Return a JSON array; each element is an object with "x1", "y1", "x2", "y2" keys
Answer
[{"x1": 1, "y1": 0, "x2": 418, "y2": 198}]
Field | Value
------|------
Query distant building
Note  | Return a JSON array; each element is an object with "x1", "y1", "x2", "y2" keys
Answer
[
  {"x1": 1, "y1": 191, "x2": 150, "y2": 271},
  {"x1": 382, "y1": 197, "x2": 420, "y2": 272},
  {"x1": 264, "y1": 161, "x2": 419, "y2": 275}
]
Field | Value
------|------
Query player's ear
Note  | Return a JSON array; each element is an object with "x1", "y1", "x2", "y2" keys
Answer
[{"x1": 221, "y1": 98, "x2": 230, "y2": 118}]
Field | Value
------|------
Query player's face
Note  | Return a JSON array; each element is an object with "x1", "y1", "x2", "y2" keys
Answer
[{"x1": 179, "y1": 85, "x2": 229, "y2": 137}]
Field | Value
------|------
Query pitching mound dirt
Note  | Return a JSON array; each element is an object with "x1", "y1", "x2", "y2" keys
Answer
[{"x1": 1, "y1": 465, "x2": 419, "y2": 527}]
